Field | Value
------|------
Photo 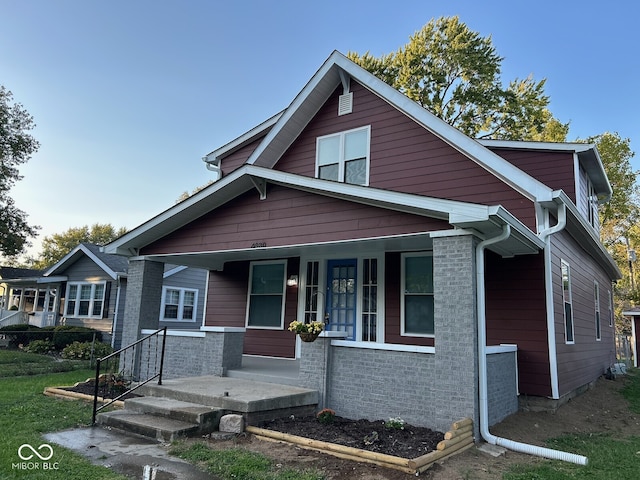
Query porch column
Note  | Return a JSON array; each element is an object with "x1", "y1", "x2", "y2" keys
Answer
[
  {"x1": 121, "y1": 259, "x2": 164, "y2": 348},
  {"x1": 432, "y1": 233, "x2": 480, "y2": 436}
]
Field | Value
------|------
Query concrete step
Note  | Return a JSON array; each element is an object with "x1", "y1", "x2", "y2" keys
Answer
[
  {"x1": 124, "y1": 396, "x2": 225, "y2": 430},
  {"x1": 226, "y1": 368, "x2": 301, "y2": 387},
  {"x1": 97, "y1": 410, "x2": 199, "y2": 442}
]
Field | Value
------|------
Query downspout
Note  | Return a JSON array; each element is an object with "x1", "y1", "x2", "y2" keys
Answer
[
  {"x1": 477, "y1": 223, "x2": 588, "y2": 465},
  {"x1": 111, "y1": 276, "x2": 122, "y2": 349},
  {"x1": 538, "y1": 203, "x2": 567, "y2": 399}
]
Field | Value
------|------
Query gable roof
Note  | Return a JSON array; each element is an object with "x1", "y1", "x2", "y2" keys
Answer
[
  {"x1": 44, "y1": 243, "x2": 128, "y2": 280},
  {"x1": 0, "y1": 266, "x2": 45, "y2": 282},
  {"x1": 237, "y1": 51, "x2": 553, "y2": 204}
]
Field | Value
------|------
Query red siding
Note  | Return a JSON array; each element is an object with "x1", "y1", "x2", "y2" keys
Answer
[
  {"x1": 488, "y1": 148, "x2": 576, "y2": 203},
  {"x1": 551, "y1": 229, "x2": 616, "y2": 397},
  {"x1": 384, "y1": 252, "x2": 435, "y2": 347},
  {"x1": 142, "y1": 185, "x2": 450, "y2": 255},
  {"x1": 485, "y1": 251, "x2": 551, "y2": 397},
  {"x1": 276, "y1": 81, "x2": 537, "y2": 230},
  {"x1": 205, "y1": 259, "x2": 298, "y2": 358},
  {"x1": 220, "y1": 138, "x2": 262, "y2": 176}
]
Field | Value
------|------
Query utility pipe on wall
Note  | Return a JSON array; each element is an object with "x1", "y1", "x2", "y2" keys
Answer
[{"x1": 476, "y1": 224, "x2": 588, "y2": 466}]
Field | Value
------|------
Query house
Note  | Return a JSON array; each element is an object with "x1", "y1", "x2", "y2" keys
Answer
[
  {"x1": 1, "y1": 243, "x2": 208, "y2": 349},
  {"x1": 0, "y1": 266, "x2": 49, "y2": 326},
  {"x1": 103, "y1": 51, "x2": 621, "y2": 435}
]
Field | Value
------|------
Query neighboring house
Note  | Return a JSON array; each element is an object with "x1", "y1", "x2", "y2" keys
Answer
[
  {"x1": 1, "y1": 244, "x2": 208, "y2": 349},
  {"x1": 104, "y1": 51, "x2": 621, "y2": 434},
  {"x1": 0, "y1": 267, "x2": 50, "y2": 327}
]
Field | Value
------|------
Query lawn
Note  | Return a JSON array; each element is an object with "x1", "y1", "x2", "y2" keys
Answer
[{"x1": 0, "y1": 349, "x2": 126, "y2": 480}]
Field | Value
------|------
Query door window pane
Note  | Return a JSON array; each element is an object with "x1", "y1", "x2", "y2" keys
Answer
[{"x1": 247, "y1": 262, "x2": 285, "y2": 328}]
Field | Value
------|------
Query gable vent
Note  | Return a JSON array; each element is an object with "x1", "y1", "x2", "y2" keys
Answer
[{"x1": 338, "y1": 92, "x2": 353, "y2": 116}]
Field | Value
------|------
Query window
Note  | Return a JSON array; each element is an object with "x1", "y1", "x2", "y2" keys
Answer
[
  {"x1": 401, "y1": 253, "x2": 434, "y2": 336},
  {"x1": 316, "y1": 126, "x2": 370, "y2": 185},
  {"x1": 561, "y1": 261, "x2": 574, "y2": 344},
  {"x1": 161, "y1": 287, "x2": 197, "y2": 322},
  {"x1": 594, "y1": 281, "x2": 601, "y2": 341},
  {"x1": 362, "y1": 258, "x2": 378, "y2": 342},
  {"x1": 303, "y1": 261, "x2": 320, "y2": 323},
  {"x1": 608, "y1": 290, "x2": 613, "y2": 327},
  {"x1": 65, "y1": 282, "x2": 106, "y2": 318},
  {"x1": 246, "y1": 261, "x2": 286, "y2": 329}
]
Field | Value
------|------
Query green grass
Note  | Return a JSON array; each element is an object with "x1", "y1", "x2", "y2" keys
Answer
[
  {"x1": 0, "y1": 349, "x2": 88, "y2": 377},
  {"x1": 0, "y1": 350, "x2": 126, "y2": 479},
  {"x1": 170, "y1": 442, "x2": 324, "y2": 480},
  {"x1": 504, "y1": 370, "x2": 640, "y2": 480}
]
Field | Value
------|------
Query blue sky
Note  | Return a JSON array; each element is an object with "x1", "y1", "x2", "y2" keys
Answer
[{"x1": 2, "y1": 0, "x2": 638, "y2": 258}]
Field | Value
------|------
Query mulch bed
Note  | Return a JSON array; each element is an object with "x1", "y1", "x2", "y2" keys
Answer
[
  {"x1": 61, "y1": 378, "x2": 141, "y2": 401},
  {"x1": 260, "y1": 415, "x2": 444, "y2": 458}
]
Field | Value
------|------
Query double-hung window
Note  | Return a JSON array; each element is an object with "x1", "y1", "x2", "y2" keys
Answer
[
  {"x1": 316, "y1": 126, "x2": 370, "y2": 185},
  {"x1": 561, "y1": 261, "x2": 575, "y2": 344},
  {"x1": 65, "y1": 282, "x2": 106, "y2": 318},
  {"x1": 246, "y1": 261, "x2": 287, "y2": 329},
  {"x1": 401, "y1": 253, "x2": 434, "y2": 336},
  {"x1": 161, "y1": 286, "x2": 197, "y2": 322}
]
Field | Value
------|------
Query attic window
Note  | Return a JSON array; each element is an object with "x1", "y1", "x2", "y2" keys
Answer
[
  {"x1": 338, "y1": 92, "x2": 353, "y2": 115},
  {"x1": 316, "y1": 126, "x2": 370, "y2": 186}
]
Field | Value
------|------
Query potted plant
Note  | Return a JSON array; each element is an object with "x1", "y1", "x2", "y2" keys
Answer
[{"x1": 288, "y1": 320, "x2": 324, "y2": 342}]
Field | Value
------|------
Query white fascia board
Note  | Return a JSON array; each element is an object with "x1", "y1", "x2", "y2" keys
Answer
[
  {"x1": 203, "y1": 111, "x2": 284, "y2": 164},
  {"x1": 43, "y1": 244, "x2": 118, "y2": 280},
  {"x1": 479, "y1": 139, "x2": 593, "y2": 152},
  {"x1": 245, "y1": 165, "x2": 490, "y2": 222},
  {"x1": 163, "y1": 265, "x2": 188, "y2": 278},
  {"x1": 489, "y1": 205, "x2": 546, "y2": 250}
]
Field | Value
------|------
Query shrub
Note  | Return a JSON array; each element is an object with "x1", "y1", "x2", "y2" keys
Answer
[
  {"x1": 316, "y1": 408, "x2": 336, "y2": 425},
  {"x1": 23, "y1": 339, "x2": 55, "y2": 354},
  {"x1": 0, "y1": 324, "x2": 45, "y2": 347},
  {"x1": 52, "y1": 326, "x2": 102, "y2": 350},
  {"x1": 61, "y1": 341, "x2": 113, "y2": 360}
]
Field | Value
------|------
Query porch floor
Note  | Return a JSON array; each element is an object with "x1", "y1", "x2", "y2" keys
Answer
[{"x1": 226, "y1": 355, "x2": 300, "y2": 386}]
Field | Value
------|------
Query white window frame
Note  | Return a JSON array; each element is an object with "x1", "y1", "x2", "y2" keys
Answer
[
  {"x1": 594, "y1": 281, "x2": 601, "y2": 341},
  {"x1": 608, "y1": 290, "x2": 614, "y2": 327},
  {"x1": 401, "y1": 252, "x2": 435, "y2": 338},
  {"x1": 561, "y1": 260, "x2": 575, "y2": 344},
  {"x1": 245, "y1": 260, "x2": 287, "y2": 330},
  {"x1": 160, "y1": 286, "x2": 198, "y2": 322},
  {"x1": 315, "y1": 125, "x2": 371, "y2": 186},
  {"x1": 65, "y1": 281, "x2": 107, "y2": 319}
]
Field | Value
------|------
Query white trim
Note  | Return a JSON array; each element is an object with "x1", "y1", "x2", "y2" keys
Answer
[
  {"x1": 44, "y1": 243, "x2": 119, "y2": 280},
  {"x1": 141, "y1": 328, "x2": 205, "y2": 338},
  {"x1": 315, "y1": 125, "x2": 371, "y2": 186},
  {"x1": 201, "y1": 272, "x2": 210, "y2": 329},
  {"x1": 561, "y1": 259, "x2": 575, "y2": 345},
  {"x1": 245, "y1": 260, "x2": 287, "y2": 330},
  {"x1": 543, "y1": 236, "x2": 560, "y2": 399},
  {"x1": 200, "y1": 326, "x2": 246, "y2": 333},
  {"x1": 64, "y1": 281, "x2": 107, "y2": 319},
  {"x1": 594, "y1": 280, "x2": 601, "y2": 341},
  {"x1": 163, "y1": 265, "x2": 188, "y2": 278},
  {"x1": 486, "y1": 344, "x2": 518, "y2": 354},
  {"x1": 159, "y1": 285, "x2": 198, "y2": 323},
  {"x1": 632, "y1": 318, "x2": 638, "y2": 368},
  {"x1": 400, "y1": 252, "x2": 435, "y2": 338},
  {"x1": 319, "y1": 330, "x2": 349, "y2": 338},
  {"x1": 331, "y1": 339, "x2": 435, "y2": 354}
]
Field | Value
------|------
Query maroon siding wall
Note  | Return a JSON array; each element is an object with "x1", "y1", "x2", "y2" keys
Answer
[
  {"x1": 485, "y1": 251, "x2": 551, "y2": 397},
  {"x1": 220, "y1": 138, "x2": 263, "y2": 176},
  {"x1": 488, "y1": 148, "x2": 576, "y2": 203},
  {"x1": 551, "y1": 229, "x2": 616, "y2": 397},
  {"x1": 275, "y1": 81, "x2": 537, "y2": 230},
  {"x1": 206, "y1": 259, "x2": 298, "y2": 358},
  {"x1": 384, "y1": 252, "x2": 435, "y2": 347},
  {"x1": 142, "y1": 185, "x2": 450, "y2": 255}
]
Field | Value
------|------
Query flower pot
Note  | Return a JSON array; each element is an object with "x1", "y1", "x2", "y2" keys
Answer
[{"x1": 298, "y1": 332, "x2": 319, "y2": 343}]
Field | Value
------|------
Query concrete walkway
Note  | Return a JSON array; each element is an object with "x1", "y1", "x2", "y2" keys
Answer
[{"x1": 44, "y1": 426, "x2": 215, "y2": 480}]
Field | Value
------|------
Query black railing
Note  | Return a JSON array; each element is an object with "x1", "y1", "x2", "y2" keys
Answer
[{"x1": 92, "y1": 327, "x2": 167, "y2": 424}]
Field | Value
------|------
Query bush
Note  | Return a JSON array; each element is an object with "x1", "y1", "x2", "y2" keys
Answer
[
  {"x1": 52, "y1": 326, "x2": 102, "y2": 350},
  {"x1": 61, "y1": 341, "x2": 113, "y2": 360},
  {"x1": 23, "y1": 339, "x2": 55, "y2": 354},
  {"x1": 0, "y1": 324, "x2": 46, "y2": 347}
]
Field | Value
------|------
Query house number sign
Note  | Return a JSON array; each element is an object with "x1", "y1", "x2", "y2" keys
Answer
[{"x1": 251, "y1": 242, "x2": 267, "y2": 248}]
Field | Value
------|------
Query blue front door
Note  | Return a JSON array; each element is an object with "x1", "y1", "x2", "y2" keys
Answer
[{"x1": 326, "y1": 259, "x2": 357, "y2": 340}]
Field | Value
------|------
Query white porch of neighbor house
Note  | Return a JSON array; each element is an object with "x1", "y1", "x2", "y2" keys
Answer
[{"x1": 0, "y1": 279, "x2": 62, "y2": 328}]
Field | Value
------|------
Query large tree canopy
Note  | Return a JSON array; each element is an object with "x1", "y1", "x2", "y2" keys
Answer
[
  {"x1": 348, "y1": 16, "x2": 568, "y2": 141},
  {"x1": 31, "y1": 223, "x2": 128, "y2": 269},
  {"x1": 0, "y1": 86, "x2": 40, "y2": 257}
]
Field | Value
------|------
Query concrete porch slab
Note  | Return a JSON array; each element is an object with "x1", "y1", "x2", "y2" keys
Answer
[{"x1": 138, "y1": 376, "x2": 318, "y2": 415}]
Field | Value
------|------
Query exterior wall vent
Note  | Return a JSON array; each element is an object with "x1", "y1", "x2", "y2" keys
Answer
[{"x1": 338, "y1": 92, "x2": 353, "y2": 116}]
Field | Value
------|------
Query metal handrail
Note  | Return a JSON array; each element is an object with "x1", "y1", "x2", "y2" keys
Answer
[{"x1": 92, "y1": 326, "x2": 167, "y2": 424}]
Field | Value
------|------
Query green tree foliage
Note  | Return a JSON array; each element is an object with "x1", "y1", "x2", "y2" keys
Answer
[
  {"x1": 348, "y1": 16, "x2": 568, "y2": 141},
  {"x1": 32, "y1": 223, "x2": 127, "y2": 269},
  {"x1": 0, "y1": 86, "x2": 40, "y2": 257}
]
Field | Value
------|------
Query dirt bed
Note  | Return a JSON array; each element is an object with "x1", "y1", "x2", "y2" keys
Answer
[
  {"x1": 62, "y1": 378, "x2": 142, "y2": 401},
  {"x1": 260, "y1": 415, "x2": 444, "y2": 458}
]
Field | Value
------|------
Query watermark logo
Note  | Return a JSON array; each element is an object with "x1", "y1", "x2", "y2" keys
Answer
[{"x1": 13, "y1": 443, "x2": 59, "y2": 470}]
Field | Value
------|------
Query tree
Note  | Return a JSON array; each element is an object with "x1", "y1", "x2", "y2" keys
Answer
[
  {"x1": 31, "y1": 223, "x2": 128, "y2": 269},
  {"x1": 348, "y1": 16, "x2": 568, "y2": 141},
  {"x1": 0, "y1": 86, "x2": 40, "y2": 257}
]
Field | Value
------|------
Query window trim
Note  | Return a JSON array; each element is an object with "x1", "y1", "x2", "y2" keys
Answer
[
  {"x1": 65, "y1": 281, "x2": 107, "y2": 319},
  {"x1": 245, "y1": 260, "x2": 287, "y2": 330},
  {"x1": 561, "y1": 260, "x2": 575, "y2": 345},
  {"x1": 594, "y1": 280, "x2": 601, "y2": 341},
  {"x1": 160, "y1": 285, "x2": 198, "y2": 323},
  {"x1": 315, "y1": 125, "x2": 371, "y2": 186},
  {"x1": 401, "y1": 252, "x2": 435, "y2": 338}
]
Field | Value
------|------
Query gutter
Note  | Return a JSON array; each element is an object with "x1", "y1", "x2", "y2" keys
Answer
[{"x1": 476, "y1": 223, "x2": 588, "y2": 465}]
